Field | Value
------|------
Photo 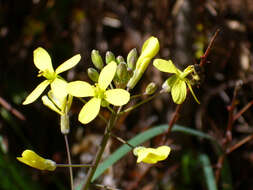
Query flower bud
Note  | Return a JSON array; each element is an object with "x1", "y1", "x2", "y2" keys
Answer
[
  {"x1": 145, "y1": 82, "x2": 158, "y2": 95},
  {"x1": 127, "y1": 48, "x2": 138, "y2": 70},
  {"x1": 116, "y1": 62, "x2": 128, "y2": 81},
  {"x1": 91, "y1": 50, "x2": 104, "y2": 70},
  {"x1": 127, "y1": 36, "x2": 159, "y2": 89},
  {"x1": 87, "y1": 67, "x2": 99, "y2": 82},
  {"x1": 106, "y1": 51, "x2": 116, "y2": 64},
  {"x1": 116, "y1": 55, "x2": 125, "y2": 64}
]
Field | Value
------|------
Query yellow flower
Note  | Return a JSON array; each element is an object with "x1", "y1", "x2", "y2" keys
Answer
[
  {"x1": 17, "y1": 150, "x2": 56, "y2": 171},
  {"x1": 153, "y1": 59, "x2": 200, "y2": 104},
  {"x1": 67, "y1": 61, "x2": 130, "y2": 124},
  {"x1": 133, "y1": 146, "x2": 171, "y2": 164},
  {"x1": 23, "y1": 47, "x2": 80, "y2": 105}
]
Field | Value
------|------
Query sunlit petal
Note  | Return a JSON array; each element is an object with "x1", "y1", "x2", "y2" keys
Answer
[
  {"x1": 23, "y1": 80, "x2": 50, "y2": 105},
  {"x1": 33, "y1": 47, "x2": 54, "y2": 73},
  {"x1": 78, "y1": 98, "x2": 101, "y2": 124},
  {"x1": 42, "y1": 95, "x2": 63, "y2": 115},
  {"x1": 67, "y1": 81, "x2": 94, "y2": 97},
  {"x1": 104, "y1": 89, "x2": 130, "y2": 106},
  {"x1": 171, "y1": 79, "x2": 187, "y2": 104},
  {"x1": 134, "y1": 146, "x2": 171, "y2": 164},
  {"x1": 185, "y1": 79, "x2": 200, "y2": 104},
  {"x1": 17, "y1": 150, "x2": 56, "y2": 171},
  {"x1": 153, "y1": 59, "x2": 181, "y2": 74},
  {"x1": 51, "y1": 78, "x2": 68, "y2": 104},
  {"x1": 98, "y1": 61, "x2": 117, "y2": 90},
  {"x1": 55, "y1": 54, "x2": 81, "y2": 74}
]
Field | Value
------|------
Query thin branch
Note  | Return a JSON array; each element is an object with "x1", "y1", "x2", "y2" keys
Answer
[
  {"x1": 226, "y1": 133, "x2": 253, "y2": 154},
  {"x1": 225, "y1": 81, "x2": 242, "y2": 143},
  {"x1": 233, "y1": 100, "x2": 253, "y2": 122},
  {"x1": 64, "y1": 135, "x2": 74, "y2": 190},
  {"x1": 56, "y1": 164, "x2": 93, "y2": 168},
  {"x1": 93, "y1": 183, "x2": 121, "y2": 190},
  {"x1": 110, "y1": 133, "x2": 135, "y2": 149},
  {"x1": 119, "y1": 93, "x2": 160, "y2": 115},
  {"x1": 0, "y1": 97, "x2": 26, "y2": 121},
  {"x1": 199, "y1": 29, "x2": 220, "y2": 67}
]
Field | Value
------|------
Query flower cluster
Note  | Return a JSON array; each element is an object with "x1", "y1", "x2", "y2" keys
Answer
[{"x1": 18, "y1": 36, "x2": 201, "y2": 171}]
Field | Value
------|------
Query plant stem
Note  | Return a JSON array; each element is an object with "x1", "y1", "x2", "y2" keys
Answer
[
  {"x1": 110, "y1": 133, "x2": 135, "y2": 149},
  {"x1": 119, "y1": 93, "x2": 160, "y2": 115},
  {"x1": 81, "y1": 107, "x2": 122, "y2": 190},
  {"x1": 56, "y1": 164, "x2": 93, "y2": 168},
  {"x1": 64, "y1": 134, "x2": 74, "y2": 190}
]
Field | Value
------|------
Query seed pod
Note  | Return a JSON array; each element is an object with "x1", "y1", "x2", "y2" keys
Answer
[
  {"x1": 91, "y1": 50, "x2": 104, "y2": 70},
  {"x1": 87, "y1": 67, "x2": 99, "y2": 82},
  {"x1": 106, "y1": 51, "x2": 116, "y2": 64},
  {"x1": 145, "y1": 82, "x2": 158, "y2": 95},
  {"x1": 60, "y1": 113, "x2": 70, "y2": 134},
  {"x1": 127, "y1": 48, "x2": 138, "y2": 70}
]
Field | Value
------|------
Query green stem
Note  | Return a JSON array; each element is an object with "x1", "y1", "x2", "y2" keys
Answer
[
  {"x1": 119, "y1": 93, "x2": 160, "y2": 115},
  {"x1": 110, "y1": 133, "x2": 135, "y2": 149},
  {"x1": 81, "y1": 107, "x2": 122, "y2": 190},
  {"x1": 106, "y1": 105, "x2": 115, "y2": 114},
  {"x1": 56, "y1": 164, "x2": 93, "y2": 168},
  {"x1": 64, "y1": 135, "x2": 74, "y2": 190},
  {"x1": 130, "y1": 93, "x2": 144, "y2": 99}
]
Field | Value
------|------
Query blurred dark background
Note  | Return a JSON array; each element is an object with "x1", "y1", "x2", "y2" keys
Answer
[{"x1": 1, "y1": 0, "x2": 253, "y2": 189}]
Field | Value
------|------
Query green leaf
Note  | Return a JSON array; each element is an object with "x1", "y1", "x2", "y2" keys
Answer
[
  {"x1": 75, "y1": 124, "x2": 216, "y2": 190},
  {"x1": 198, "y1": 154, "x2": 217, "y2": 190}
]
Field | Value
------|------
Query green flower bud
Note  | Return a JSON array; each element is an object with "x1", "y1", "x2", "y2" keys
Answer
[
  {"x1": 145, "y1": 82, "x2": 158, "y2": 95},
  {"x1": 127, "y1": 48, "x2": 138, "y2": 70},
  {"x1": 127, "y1": 36, "x2": 160, "y2": 89},
  {"x1": 87, "y1": 67, "x2": 99, "y2": 82},
  {"x1": 106, "y1": 51, "x2": 116, "y2": 64},
  {"x1": 117, "y1": 62, "x2": 128, "y2": 81},
  {"x1": 91, "y1": 50, "x2": 104, "y2": 70},
  {"x1": 116, "y1": 55, "x2": 125, "y2": 64}
]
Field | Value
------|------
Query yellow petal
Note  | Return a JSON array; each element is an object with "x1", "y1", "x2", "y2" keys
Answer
[
  {"x1": 50, "y1": 78, "x2": 68, "y2": 107},
  {"x1": 42, "y1": 95, "x2": 63, "y2": 115},
  {"x1": 134, "y1": 146, "x2": 171, "y2": 164},
  {"x1": 67, "y1": 81, "x2": 94, "y2": 97},
  {"x1": 153, "y1": 59, "x2": 181, "y2": 74},
  {"x1": 17, "y1": 150, "x2": 56, "y2": 171},
  {"x1": 171, "y1": 79, "x2": 187, "y2": 104},
  {"x1": 33, "y1": 47, "x2": 54, "y2": 73},
  {"x1": 104, "y1": 89, "x2": 130, "y2": 106},
  {"x1": 55, "y1": 54, "x2": 81, "y2": 74},
  {"x1": 78, "y1": 97, "x2": 101, "y2": 124},
  {"x1": 23, "y1": 80, "x2": 50, "y2": 105},
  {"x1": 185, "y1": 79, "x2": 200, "y2": 104},
  {"x1": 98, "y1": 61, "x2": 117, "y2": 90}
]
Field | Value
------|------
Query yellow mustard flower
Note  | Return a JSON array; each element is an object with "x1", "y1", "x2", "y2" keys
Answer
[
  {"x1": 23, "y1": 47, "x2": 80, "y2": 105},
  {"x1": 153, "y1": 59, "x2": 200, "y2": 104},
  {"x1": 67, "y1": 61, "x2": 130, "y2": 124},
  {"x1": 17, "y1": 150, "x2": 56, "y2": 171},
  {"x1": 133, "y1": 146, "x2": 171, "y2": 164}
]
